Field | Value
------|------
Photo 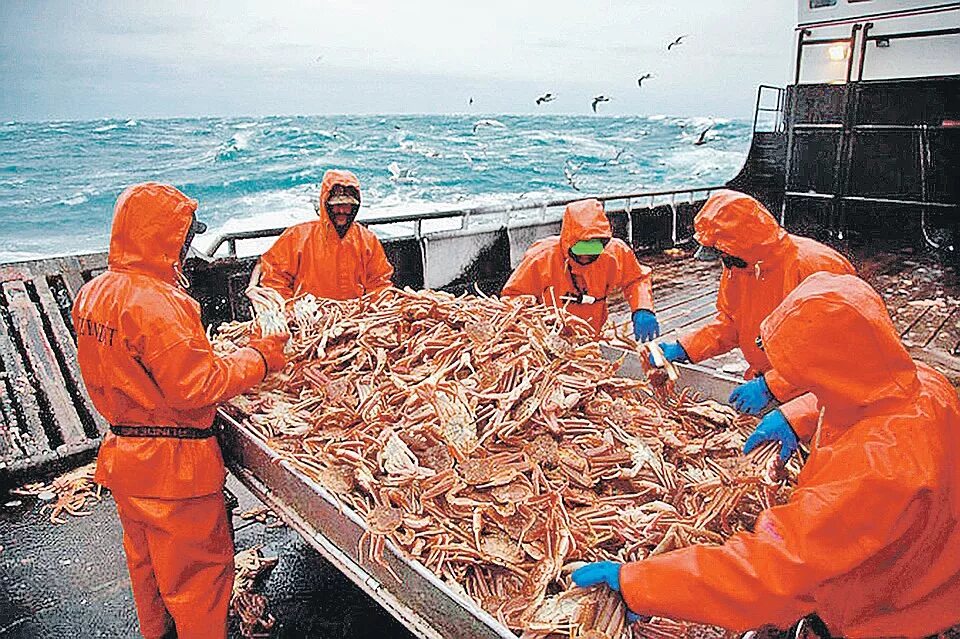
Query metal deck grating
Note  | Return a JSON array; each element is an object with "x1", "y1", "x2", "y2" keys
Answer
[{"x1": 0, "y1": 253, "x2": 108, "y2": 484}]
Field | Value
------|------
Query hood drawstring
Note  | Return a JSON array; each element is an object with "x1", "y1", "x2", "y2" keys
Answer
[
  {"x1": 755, "y1": 261, "x2": 763, "y2": 280},
  {"x1": 174, "y1": 263, "x2": 191, "y2": 289}
]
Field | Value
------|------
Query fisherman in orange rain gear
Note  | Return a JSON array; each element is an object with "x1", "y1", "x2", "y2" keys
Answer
[
  {"x1": 255, "y1": 169, "x2": 394, "y2": 300},
  {"x1": 574, "y1": 272, "x2": 960, "y2": 638},
  {"x1": 501, "y1": 198, "x2": 659, "y2": 341},
  {"x1": 648, "y1": 190, "x2": 855, "y2": 456},
  {"x1": 72, "y1": 183, "x2": 288, "y2": 639}
]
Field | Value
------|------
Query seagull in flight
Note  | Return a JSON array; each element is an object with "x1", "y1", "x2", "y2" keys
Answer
[
  {"x1": 637, "y1": 73, "x2": 652, "y2": 88},
  {"x1": 591, "y1": 95, "x2": 611, "y2": 113},
  {"x1": 667, "y1": 35, "x2": 687, "y2": 50},
  {"x1": 563, "y1": 160, "x2": 582, "y2": 191},
  {"x1": 472, "y1": 118, "x2": 507, "y2": 134},
  {"x1": 536, "y1": 92, "x2": 556, "y2": 105},
  {"x1": 469, "y1": 97, "x2": 474, "y2": 106},
  {"x1": 694, "y1": 125, "x2": 712, "y2": 146}
]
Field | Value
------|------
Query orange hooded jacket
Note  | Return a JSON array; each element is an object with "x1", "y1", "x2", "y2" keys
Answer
[
  {"x1": 73, "y1": 183, "x2": 269, "y2": 499},
  {"x1": 680, "y1": 190, "x2": 854, "y2": 435},
  {"x1": 620, "y1": 272, "x2": 960, "y2": 637},
  {"x1": 501, "y1": 199, "x2": 653, "y2": 334},
  {"x1": 258, "y1": 169, "x2": 394, "y2": 300}
]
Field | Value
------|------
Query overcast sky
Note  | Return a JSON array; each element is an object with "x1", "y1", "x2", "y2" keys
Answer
[{"x1": 0, "y1": 1, "x2": 797, "y2": 121}]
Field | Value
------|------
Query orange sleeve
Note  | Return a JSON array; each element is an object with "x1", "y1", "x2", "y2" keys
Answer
[
  {"x1": 258, "y1": 228, "x2": 300, "y2": 299},
  {"x1": 363, "y1": 232, "x2": 394, "y2": 292},
  {"x1": 613, "y1": 242, "x2": 653, "y2": 312},
  {"x1": 765, "y1": 368, "x2": 805, "y2": 403},
  {"x1": 140, "y1": 302, "x2": 266, "y2": 410},
  {"x1": 778, "y1": 393, "x2": 821, "y2": 442},
  {"x1": 619, "y1": 454, "x2": 928, "y2": 631},
  {"x1": 678, "y1": 276, "x2": 739, "y2": 363},
  {"x1": 501, "y1": 254, "x2": 543, "y2": 298}
]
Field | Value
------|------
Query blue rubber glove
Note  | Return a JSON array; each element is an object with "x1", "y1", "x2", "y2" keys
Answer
[
  {"x1": 743, "y1": 409, "x2": 798, "y2": 462},
  {"x1": 647, "y1": 341, "x2": 689, "y2": 367},
  {"x1": 571, "y1": 561, "x2": 643, "y2": 624},
  {"x1": 729, "y1": 375, "x2": 775, "y2": 414},
  {"x1": 632, "y1": 309, "x2": 660, "y2": 343}
]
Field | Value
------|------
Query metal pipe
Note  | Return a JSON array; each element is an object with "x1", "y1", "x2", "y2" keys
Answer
[
  {"x1": 794, "y1": 29, "x2": 811, "y2": 84},
  {"x1": 857, "y1": 22, "x2": 874, "y2": 82}
]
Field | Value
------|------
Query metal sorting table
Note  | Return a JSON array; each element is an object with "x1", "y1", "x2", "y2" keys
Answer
[{"x1": 219, "y1": 347, "x2": 743, "y2": 639}]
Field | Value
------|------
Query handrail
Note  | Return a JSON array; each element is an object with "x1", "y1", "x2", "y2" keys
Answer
[{"x1": 201, "y1": 184, "x2": 724, "y2": 258}]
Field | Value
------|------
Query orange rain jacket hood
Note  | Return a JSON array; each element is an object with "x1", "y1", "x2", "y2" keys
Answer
[
  {"x1": 258, "y1": 169, "x2": 394, "y2": 300},
  {"x1": 501, "y1": 199, "x2": 653, "y2": 333},
  {"x1": 620, "y1": 272, "x2": 960, "y2": 638},
  {"x1": 679, "y1": 190, "x2": 854, "y2": 430},
  {"x1": 73, "y1": 182, "x2": 269, "y2": 499}
]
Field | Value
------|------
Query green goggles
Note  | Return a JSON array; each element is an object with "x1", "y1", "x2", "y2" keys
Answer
[{"x1": 570, "y1": 238, "x2": 608, "y2": 256}]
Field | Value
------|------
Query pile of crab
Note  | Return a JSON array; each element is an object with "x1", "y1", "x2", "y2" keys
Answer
[{"x1": 213, "y1": 287, "x2": 800, "y2": 639}]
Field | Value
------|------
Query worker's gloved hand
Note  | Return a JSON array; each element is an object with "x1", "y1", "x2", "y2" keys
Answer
[
  {"x1": 729, "y1": 375, "x2": 775, "y2": 414},
  {"x1": 743, "y1": 409, "x2": 798, "y2": 462},
  {"x1": 632, "y1": 310, "x2": 660, "y2": 343},
  {"x1": 648, "y1": 341, "x2": 689, "y2": 367},
  {"x1": 572, "y1": 561, "x2": 643, "y2": 624},
  {"x1": 248, "y1": 335, "x2": 288, "y2": 375}
]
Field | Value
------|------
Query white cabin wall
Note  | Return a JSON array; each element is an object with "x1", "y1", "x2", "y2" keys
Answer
[{"x1": 796, "y1": 1, "x2": 960, "y2": 84}]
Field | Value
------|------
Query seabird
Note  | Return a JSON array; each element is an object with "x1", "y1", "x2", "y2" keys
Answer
[
  {"x1": 536, "y1": 93, "x2": 556, "y2": 105},
  {"x1": 563, "y1": 160, "x2": 582, "y2": 191},
  {"x1": 667, "y1": 35, "x2": 687, "y2": 51},
  {"x1": 591, "y1": 95, "x2": 611, "y2": 113},
  {"x1": 637, "y1": 73, "x2": 652, "y2": 88},
  {"x1": 472, "y1": 119, "x2": 507, "y2": 134},
  {"x1": 603, "y1": 148, "x2": 627, "y2": 166},
  {"x1": 694, "y1": 125, "x2": 712, "y2": 146},
  {"x1": 388, "y1": 162, "x2": 419, "y2": 183},
  {"x1": 469, "y1": 97, "x2": 474, "y2": 106}
]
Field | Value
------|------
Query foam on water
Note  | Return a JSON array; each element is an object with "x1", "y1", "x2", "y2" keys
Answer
[{"x1": 0, "y1": 114, "x2": 752, "y2": 262}]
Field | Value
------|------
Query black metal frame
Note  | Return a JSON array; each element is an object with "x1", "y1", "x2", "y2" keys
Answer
[
  {"x1": 752, "y1": 85, "x2": 785, "y2": 134},
  {"x1": 783, "y1": 18, "x2": 960, "y2": 247}
]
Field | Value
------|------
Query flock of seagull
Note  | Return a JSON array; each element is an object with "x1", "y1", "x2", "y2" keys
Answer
[
  {"x1": 527, "y1": 34, "x2": 690, "y2": 113},
  {"x1": 389, "y1": 34, "x2": 712, "y2": 192}
]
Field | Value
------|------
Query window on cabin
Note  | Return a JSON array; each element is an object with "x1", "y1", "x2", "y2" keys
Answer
[{"x1": 810, "y1": 0, "x2": 837, "y2": 7}]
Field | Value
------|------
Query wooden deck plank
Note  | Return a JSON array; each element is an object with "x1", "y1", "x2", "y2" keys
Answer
[
  {"x1": 33, "y1": 276, "x2": 108, "y2": 437},
  {"x1": 0, "y1": 309, "x2": 48, "y2": 458},
  {"x1": 902, "y1": 303, "x2": 956, "y2": 349},
  {"x1": 2, "y1": 280, "x2": 87, "y2": 450}
]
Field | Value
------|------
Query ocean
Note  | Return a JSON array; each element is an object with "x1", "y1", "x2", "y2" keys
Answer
[{"x1": 0, "y1": 114, "x2": 751, "y2": 262}]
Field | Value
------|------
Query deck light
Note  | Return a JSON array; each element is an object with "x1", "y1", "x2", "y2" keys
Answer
[{"x1": 827, "y1": 44, "x2": 849, "y2": 61}]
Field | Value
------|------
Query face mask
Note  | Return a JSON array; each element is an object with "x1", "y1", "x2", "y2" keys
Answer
[
  {"x1": 570, "y1": 252, "x2": 601, "y2": 266},
  {"x1": 720, "y1": 253, "x2": 748, "y2": 269},
  {"x1": 179, "y1": 215, "x2": 207, "y2": 263}
]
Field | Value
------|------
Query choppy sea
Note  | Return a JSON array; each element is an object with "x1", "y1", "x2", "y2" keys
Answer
[{"x1": 0, "y1": 114, "x2": 751, "y2": 262}]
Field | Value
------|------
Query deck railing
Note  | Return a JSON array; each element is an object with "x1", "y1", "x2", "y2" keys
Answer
[{"x1": 200, "y1": 184, "x2": 724, "y2": 259}]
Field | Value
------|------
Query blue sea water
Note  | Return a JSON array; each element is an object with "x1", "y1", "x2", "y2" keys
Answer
[{"x1": 0, "y1": 114, "x2": 751, "y2": 262}]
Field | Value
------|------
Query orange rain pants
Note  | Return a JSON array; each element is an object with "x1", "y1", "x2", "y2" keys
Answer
[
  {"x1": 620, "y1": 272, "x2": 960, "y2": 637},
  {"x1": 678, "y1": 190, "x2": 854, "y2": 436},
  {"x1": 115, "y1": 493, "x2": 234, "y2": 639},
  {"x1": 501, "y1": 198, "x2": 653, "y2": 334},
  {"x1": 73, "y1": 183, "x2": 279, "y2": 638},
  {"x1": 258, "y1": 169, "x2": 394, "y2": 300}
]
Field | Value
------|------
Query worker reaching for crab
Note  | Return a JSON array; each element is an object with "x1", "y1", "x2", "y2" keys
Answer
[
  {"x1": 648, "y1": 190, "x2": 855, "y2": 459},
  {"x1": 73, "y1": 183, "x2": 289, "y2": 639},
  {"x1": 575, "y1": 272, "x2": 960, "y2": 638},
  {"x1": 254, "y1": 169, "x2": 395, "y2": 300},
  {"x1": 501, "y1": 198, "x2": 659, "y2": 342}
]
